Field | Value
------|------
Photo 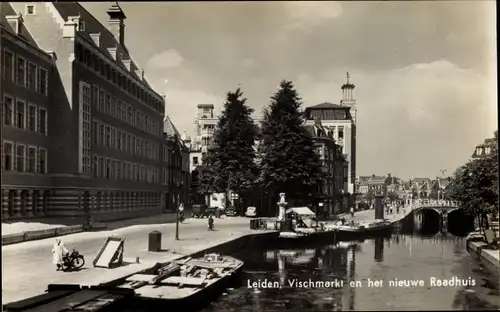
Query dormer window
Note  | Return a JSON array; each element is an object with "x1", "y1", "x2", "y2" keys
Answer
[
  {"x1": 78, "y1": 21, "x2": 85, "y2": 31},
  {"x1": 25, "y1": 5, "x2": 35, "y2": 15}
]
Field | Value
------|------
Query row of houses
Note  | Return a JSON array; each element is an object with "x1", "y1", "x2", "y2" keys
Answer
[
  {"x1": 1, "y1": 2, "x2": 190, "y2": 222},
  {"x1": 355, "y1": 174, "x2": 452, "y2": 201}
]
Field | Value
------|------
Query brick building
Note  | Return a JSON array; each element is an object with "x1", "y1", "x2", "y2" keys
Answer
[
  {"x1": 1, "y1": 4, "x2": 54, "y2": 218},
  {"x1": 304, "y1": 118, "x2": 349, "y2": 217},
  {"x1": 2, "y1": 3, "x2": 185, "y2": 221}
]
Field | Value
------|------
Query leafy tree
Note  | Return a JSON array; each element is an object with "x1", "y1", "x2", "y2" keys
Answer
[
  {"x1": 211, "y1": 88, "x2": 259, "y2": 214},
  {"x1": 449, "y1": 131, "x2": 498, "y2": 229},
  {"x1": 386, "y1": 191, "x2": 399, "y2": 201},
  {"x1": 258, "y1": 80, "x2": 324, "y2": 206},
  {"x1": 197, "y1": 151, "x2": 224, "y2": 201}
]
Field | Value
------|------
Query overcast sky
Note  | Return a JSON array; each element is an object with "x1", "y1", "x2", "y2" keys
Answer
[{"x1": 82, "y1": 1, "x2": 497, "y2": 179}]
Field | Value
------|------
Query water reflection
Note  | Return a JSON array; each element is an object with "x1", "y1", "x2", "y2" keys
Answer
[{"x1": 202, "y1": 234, "x2": 500, "y2": 311}]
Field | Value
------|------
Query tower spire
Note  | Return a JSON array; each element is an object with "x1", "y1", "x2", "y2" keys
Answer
[{"x1": 341, "y1": 72, "x2": 355, "y2": 105}]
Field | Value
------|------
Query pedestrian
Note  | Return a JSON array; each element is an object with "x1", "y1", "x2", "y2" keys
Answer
[
  {"x1": 350, "y1": 206, "x2": 355, "y2": 218},
  {"x1": 52, "y1": 238, "x2": 68, "y2": 271},
  {"x1": 208, "y1": 214, "x2": 214, "y2": 231}
]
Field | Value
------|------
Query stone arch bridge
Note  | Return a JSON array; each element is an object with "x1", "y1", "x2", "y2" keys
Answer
[{"x1": 409, "y1": 199, "x2": 462, "y2": 215}]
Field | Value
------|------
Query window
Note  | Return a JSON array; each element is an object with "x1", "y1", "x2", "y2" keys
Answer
[
  {"x1": 3, "y1": 96, "x2": 13, "y2": 126},
  {"x1": 127, "y1": 106, "x2": 132, "y2": 124},
  {"x1": 116, "y1": 160, "x2": 121, "y2": 180},
  {"x1": 99, "y1": 123, "x2": 105, "y2": 144},
  {"x1": 3, "y1": 141, "x2": 13, "y2": 171},
  {"x1": 92, "y1": 155, "x2": 98, "y2": 178},
  {"x1": 25, "y1": 4, "x2": 35, "y2": 15},
  {"x1": 3, "y1": 50, "x2": 14, "y2": 81},
  {"x1": 121, "y1": 132, "x2": 126, "y2": 151},
  {"x1": 27, "y1": 104, "x2": 37, "y2": 132},
  {"x1": 111, "y1": 128, "x2": 116, "y2": 148},
  {"x1": 92, "y1": 85, "x2": 99, "y2": 109},
  {"x1": 79, "y1": 81, "x2": 92, "y2": 174},
  {"x1": 92, "y1": 120, "x2": 98, "y2": 144},
  {"x1": 98, "y1": 157, "x2": 104, "y2": 178},
  {"x1": 127, "y1": 134, "x2": 132, "y2": 152},
  {"x1": 115, "y1": 129, "x2": 120, "y2": 148},
  {"x1": 193, "y1": 156, "x2": 199, "y2": 166},
  {"x1": 117, "y1": 100, "x2": 122, "y2": 120},
  {"x1": 338, "y1": 127, "x2": 344, "y2": 140},
  {"x1": 111, "y1": 97, "x2": 116, "y2": 117},
  {"x1": 16, "y1": 144, "x2": 25, "y2": 172},
  {"x1": 98, "y1": 89, "x2": 105, "y2": 111},
  {"x1": 106, "y1": 159, "x2": 111, "y2": 179},
  {"x1": 16, "y1": 56, "x2": 26, "y2": 87},
  {"x1": 38, "y1": 68, "x2": 47, "y2": 95},
  {"x1": 121, "y1": 102, "x2": 127, "y2": 121},
  {"x1": 106, "y1": 126, "x2": 111, "y2": 147},
  {"x1": 16, "y1": 100, "x2": 26, "y2": 129},
  {"x1": 131, "y1": 136, "x2": 136, "y2": 154},
  {"x1": 27, "y1": 62, "x2": 37, "y2": 90},
  {"x1": 105, "y1": 93, "x2": 111, "y2": 114},
  {"x1": 27, "y1": 146, "x2": 36, "y2": 173},
  {"x1": 39, "y1": 108, "x2": 47, "y2": 135},
  {"x1": 78, "y1": 20, "x2": 85, "y2": 31}
]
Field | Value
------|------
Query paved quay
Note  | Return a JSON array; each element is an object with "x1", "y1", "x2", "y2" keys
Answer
[{"x1": 2, "y1": 217, "x2": 256, "y2": 304}]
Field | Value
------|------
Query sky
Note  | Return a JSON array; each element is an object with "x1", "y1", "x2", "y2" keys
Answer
[{"x1": 82, "y1": 1, "x2": 497, "y2": 180}]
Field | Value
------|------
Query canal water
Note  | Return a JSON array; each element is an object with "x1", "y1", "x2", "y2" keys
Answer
[{"x1": 201, "y1": 232, "x2": 500, "y2": 311}]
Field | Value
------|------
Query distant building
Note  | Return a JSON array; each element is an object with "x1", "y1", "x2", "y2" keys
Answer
[
  {"x1": 472, "y1": 136, "x2": 497, "y2": 159},
  {"x1": 367, "y1": 175, "x2": 386, "y2": 196},
  {"x1": 304, "y1": 118, "x2": 349, "y2": 216},
  {"x1": 303, "y1": 72, "x2": 357, "y2": 195}
]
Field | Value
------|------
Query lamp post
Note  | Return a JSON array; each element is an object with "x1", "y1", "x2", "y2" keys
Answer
[{"x1": 175, "y1": 200, "x2": 184, "y2": 241}]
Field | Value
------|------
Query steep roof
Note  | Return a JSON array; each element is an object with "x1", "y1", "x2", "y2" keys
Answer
[
  {"x1": 50, "y1": 2, "x2": 155, "y2": 91},
  {"x1": 163, "y1": 116, "x2": 181, "y2": 138},
  {"x1": 0, "y1": 3, "x2": 40, "y2": 48},
  {"x1": 368, "y1": 176, "x2": 386, "y2": 183}
]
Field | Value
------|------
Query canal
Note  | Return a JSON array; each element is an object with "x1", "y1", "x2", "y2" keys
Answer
[{"x1": 201, "y1": 232, "x2": 500, "y2": 311}]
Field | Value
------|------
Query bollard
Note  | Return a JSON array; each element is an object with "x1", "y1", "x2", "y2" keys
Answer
[{"x1": 148, "y1": 231, "x2": 162, "y2": 252}]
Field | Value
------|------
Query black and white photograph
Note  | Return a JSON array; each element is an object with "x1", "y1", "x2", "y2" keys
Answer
[{"x1": 1, "y1": 1, "x2": 498, "y2": 311}]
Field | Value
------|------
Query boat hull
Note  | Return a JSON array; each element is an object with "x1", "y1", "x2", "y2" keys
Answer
[
  {"x1": 128, "y1": 265, "x2": 243, "y2": 311},
  {"x1": 278, "y1": 224, "x2": 394, "y2": 245}
]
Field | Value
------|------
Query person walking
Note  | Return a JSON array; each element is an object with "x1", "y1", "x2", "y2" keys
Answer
[
  {"x1": 52, "y1": 238, "x2": 68, "y2": 271},
  {"x1": 350, "y1": 206, "x2": 355, "y2": 218},
  {"x1": 208, "y1": 214, "x2": 214, "y2": 231}
]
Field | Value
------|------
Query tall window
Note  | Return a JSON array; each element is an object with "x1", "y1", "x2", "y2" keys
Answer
[
  {"x1": 115, "y1": 129, "x2": 120, "y2": 148},
  {"x1": 106, "y1": 126, "x2": 111, "y2": 147},
  {"x1": 16, "y1": 56, "x2": 26, "y2": 87},
  {"x1": 3, "y1": 96, "x2": 13, "y2": 126},
  {"x1": 105, "y1": 93, "x2": 111, "y2": 114},
  {"x1": 127, "y1": 106, "x2": 132, "y2": 124},
  {"x1": 28, "y1": 105, "x2": 37, "y2": 132},
  {"x1": 117, "y1": 100, "x2": 122, "y2": 121},
  {"x1": 106, "y1": 159, "x2": 111, "y2": 179},
  {"x1": 38, "y1": 68, "x2": 48, "y2": 95},
  {"x1": 92, "y1": 155, "x2": 98, "y2": 178},
  {"x1": 98, "y1": 89, "x2": 105, "y2": 111},
  {"x1": 111, "y1": 128, "x2": 116, "y2": 148},
  {"x1": 121, "y1": 132, "x2": 126, "y2": 151},
  {"x1": 27, "y1": 146, "x2": 36, "y2": 173},
  {"x1": 121, "y1": 102, "x2": 127, "y2": 121},
  {"x1": 92, "y1": 85, "x2": 99, "y2": 109},
  {"x1": 79, "y1": 82, "x2": 92, "y2": 174},
  {"x1": 92, "y1": 120, "x2": 98, "y2": 144},
  {"x1": 27, "y1": 62, "x2": 37, "y2": 90},
  {"x1": 111, "y1": 97, "x2": 116, "y2": 118},
  {"x1": 39, "y1": 108, "x2": 47, "y2": 135},
  {"x1": 98, "y1": 157, "x2": 104, "y2": 178},
  {"x1": 38, "y1": 148, "x2": 47, "y2": 174},
  {"x1": 99, "y1": 123, "x2": 105, "y2": 144},
  {"x1": 3, "y1": 50, "x2": 14, "y2": 81},
  {"x1": 16, "y1": 144, "x2": 25, "y2": 172},
  {"x1": 16, "y1": 100, "x2": 25, "y2": 129},
  {"x1": 3, "y1": 142, "x2": 13, "y2": 171}
]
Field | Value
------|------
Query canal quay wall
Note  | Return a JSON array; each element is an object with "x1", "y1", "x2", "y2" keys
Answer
[
  {"x1": 467, "y1": 240, "x2": 500, "y2": 271},
  {"x1": 98, "y1": 230, "x2": 279, "y2": 288}
]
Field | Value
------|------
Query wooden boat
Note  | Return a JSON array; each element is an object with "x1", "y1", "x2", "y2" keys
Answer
[
  {"x1": 327, "y1": 219, "x2": 394, "y2": 240},
  {"x1": 116, "y1": 253, "x2": 243, "y2": 311}
]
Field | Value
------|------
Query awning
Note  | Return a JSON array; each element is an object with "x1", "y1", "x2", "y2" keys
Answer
[{"x1": 285, "y1": 207, "x2": 316, "y2": 216}]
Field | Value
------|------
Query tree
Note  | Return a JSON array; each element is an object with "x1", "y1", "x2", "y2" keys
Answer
[
  {"x1": 449, "y1": 131, "x2": 498, "y2": 229},
  {"x1": 258, "y1": 80, "x2": 324, "y2": 206},
  {"x1": 211, "y1": 88, "x2": 259, "y2": 214},
  {"x1": 197, "y1": 151, "x2": 221, "y2": 202}
]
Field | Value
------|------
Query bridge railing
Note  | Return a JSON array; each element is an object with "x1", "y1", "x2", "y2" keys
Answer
[{"x1": 409, "y1": 199, "x2": 461, "y2": 210}]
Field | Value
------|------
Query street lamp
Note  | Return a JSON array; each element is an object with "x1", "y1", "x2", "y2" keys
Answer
[{"x1": 175, "y1": 201, "x2": 184, "y2": 241}]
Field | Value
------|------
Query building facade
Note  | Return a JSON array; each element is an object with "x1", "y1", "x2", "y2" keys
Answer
[
  {"x1": 1, "y1": 5, "x2": 55, "y2": 219},
  {"x1": 2, "y1": 3, "x2": 186, "y2": 222},
  {"x1": 304, "y1": 118, "x2": 349, "y2": 217},
  {"x1": 303, "y1": 73, "x2": 357, "y2": 196}
]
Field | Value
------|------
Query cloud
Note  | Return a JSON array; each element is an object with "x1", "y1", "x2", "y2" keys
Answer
[
  {"x1": 295, "y1": 60, "x2": 497, "y2": 178},
  {"x1": 147, "y1": 49, "x2": 184, "y2": 69},
  {"x1": 285, "y1": 1, "x2": 343, "y2": 31}
]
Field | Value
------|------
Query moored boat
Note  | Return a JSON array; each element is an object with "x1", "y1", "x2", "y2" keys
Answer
[
  {"x1": 116, "y1": 253, "x2": 243, "y2": 311},
  {"x1": 326, "y1": 219, "x2": 394, "y2": 240}
]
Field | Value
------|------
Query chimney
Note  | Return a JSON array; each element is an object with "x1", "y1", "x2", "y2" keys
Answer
[
  {"x1": 372, "y1": 174, "x2": 375, "y2": 178},
  {"x1": 107, "y1": 3, "x2": 126, "y2": 46}
]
